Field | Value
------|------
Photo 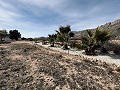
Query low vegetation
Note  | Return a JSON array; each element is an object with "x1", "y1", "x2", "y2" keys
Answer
[
  {"x1": 0, "y1": 29, "x2": 21, "y2": 42},
  {"x1": 48, "y1": 25, "x2": 74, "y2": 49},
  {"x1": 106, "y1": 40, "x2": 120, "y2": 55},
  {"x1": 0, "y1": 30, "x2": 8, "y2": 41},
  {"x1": 9, "y1": 30, "x2": 21, "y2": 40},
  {"x1": 47, "y1": 26, "x2": 113, "y2": 56},
  {"x1": 81, "y1": 28, "x2": 111, "y2": 55},
  {"x1": 48, "y1": 34, "x2": 57, "y2": 47}
]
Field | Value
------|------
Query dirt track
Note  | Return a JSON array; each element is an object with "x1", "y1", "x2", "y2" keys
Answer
[
  {"x1": 0, "y1": 41, "x2": 120, "y2": 90},
  {"x1": 37, "y1": 42, "x2": 120, "y2": 66}
]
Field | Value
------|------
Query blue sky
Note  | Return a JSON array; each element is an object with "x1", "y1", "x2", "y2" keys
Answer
[{"x1": 0, "y1": 0, "x2": 120, "y2": 38}]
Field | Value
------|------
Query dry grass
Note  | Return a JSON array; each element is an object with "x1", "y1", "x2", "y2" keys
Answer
[{"x1": 0, "y1": 41, "x2": 120, "y2": 90}]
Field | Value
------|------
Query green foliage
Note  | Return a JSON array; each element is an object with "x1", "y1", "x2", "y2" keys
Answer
[
  {"x1": 33, "y1": 37, "x2": 47, "y2": 42},
  {"x1": 81, "y1": 28, "x2": 111, "y2": 55},
  {"x1": 0, "y1": 30, "x2": 8, "y2": 41},
  {"x1": 59, "y1": 25, "x2": 71, "y2": 34},
  {"x1": 9, "y1": 30, "x2": 21, "y2": 40},
  {"x1": 27, "y1": 38, "x2": 34, "y2": 41},
  {"x1": 69, "y1": 41, "x2": 78, "y2": 48},
  {"x1": 113, "y1": 49, "x2": 120, "y2": 55},
  {"x1": 56, "y1": 25, "x2": 74, "y2": 49},
  {"x1": 70, "y1": 40, "x2": 87, "y2": 50},
  {"x1": 76, "y1": 44, "x2": 88, "y2": 50},
  {"x1": 69, "y1": 32, "x2": 75, "y2": 37},
  {"x1": 87, "y1": 30, "x2": 93, "y2": 38},
  {"x1": 94, "y1": 28, "x2": 111, "y2": 44},
  {"x1": 48, "y1": 34, "x2": 57, "y2": 47},
  {"x1": 57, "y1": 34, "x2": 64, "y2": 43},
  {"x1": 21, "y1": 37, "x2": 27, "y2": 40},
  {"x1": 106, "y1": 41, "x2": 120, "y2": 55}
]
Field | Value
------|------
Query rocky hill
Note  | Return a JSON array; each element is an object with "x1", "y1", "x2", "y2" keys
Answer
[{"x1": 74, "y1": 19, "x2": 120, "y2": 39}]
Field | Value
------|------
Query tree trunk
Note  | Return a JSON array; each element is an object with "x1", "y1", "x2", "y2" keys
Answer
[
  {"x1": 63, "y1": 43, "x2": 69, "y2": 50},
  {"x1": 50, "y1": 42, "x2": 55, "y2": 47}
]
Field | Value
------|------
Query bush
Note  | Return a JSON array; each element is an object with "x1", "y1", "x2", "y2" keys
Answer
[
  {"x1": 100, "y1": 47, "x2": 108, "y2": 53},
  {"x1": 69, "y1": 41, "x2": 87, "y2": 50},
  {"x1": 21, "y1": 37, "x2": 27, "y2": 40},
  {"x1": 106, "y1": 41, "x2": 120, "y2": 55},
  {"x1": 76, "y1": 44, "x2": 87, "y2": 50},
  {"x1": 69, "y1": 41, "x2": 77, "y2": 48},
  {"x1": 113, "y1": 49, "x2": 120, "y2": 55}
]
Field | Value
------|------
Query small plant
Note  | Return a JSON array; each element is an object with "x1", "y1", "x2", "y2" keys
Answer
[{"x1": 48, "y1": 34, "x2": 57, "y2": 47}]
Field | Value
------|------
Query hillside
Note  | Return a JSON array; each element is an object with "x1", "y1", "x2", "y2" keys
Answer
[
  {"x1": 0, "y1": 41, "x2": 120, "y2": 90},
  {"x1": 74, "y1": 19, "x2": 120, "y2": 39}
]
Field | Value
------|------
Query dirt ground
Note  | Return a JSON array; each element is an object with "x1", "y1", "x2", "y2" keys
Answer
[
  {"x1": 0, "y1": 41, "x2": 120, "y2": 90},
  {"x1": 37, "y1": 42, "x2": 120, "y2": 66}
]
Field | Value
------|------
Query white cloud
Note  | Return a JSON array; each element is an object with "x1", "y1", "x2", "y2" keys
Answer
[
  {"x1": 0, "y1": 0, "x2": 13, "y2": 9},
  {"x1": 0, "y1": 0, "x2": 21, "y2": 21},
  {"x1": 0, "y1": 8, "x2": 20, "y2": 19},
  {"x1": 0, "y1": 0, "x2": 120, "y2": 38},
  {"x1": 0, "y1": 16, "x2": 57, "y2": 37},
  {"x1": 18, "y1": 0, "x2": 65, "y2": 8},
  {"x1": 17, "y1": 0, "x2": 83, "y2": 18}
]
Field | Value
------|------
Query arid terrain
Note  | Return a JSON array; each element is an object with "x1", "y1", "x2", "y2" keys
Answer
[{"x1": 0, "y1": 41, "x2": 120, "y2": 90}]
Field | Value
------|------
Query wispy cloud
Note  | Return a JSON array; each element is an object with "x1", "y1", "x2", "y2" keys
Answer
[{"x1": 0, "y1": 0, "x2": 120, "y2": 37}]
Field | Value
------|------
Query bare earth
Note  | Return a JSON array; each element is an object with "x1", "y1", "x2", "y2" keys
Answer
[
  {"x1": 37, "y1": 42, "x2": 120, "y2": 66},
  {"x1": 0, "y1": 41, "x2": 120, "y2": 90}
]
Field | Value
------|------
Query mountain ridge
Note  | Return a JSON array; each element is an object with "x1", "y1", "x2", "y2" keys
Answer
[{"x1": 74, "y1": 19, "x2": 120, "y2": 39}]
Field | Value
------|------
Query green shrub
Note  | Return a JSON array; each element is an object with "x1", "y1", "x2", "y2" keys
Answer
[
  {"x1": 69, "y1": 41, "x2": 78, "y2": 48},
  {"x1": 70, "y1": 40, "x2": 87, "y2": 50},
  {"x1": 113, "y1": 49, "x2": 120, "y2": 55},
  {"x1": 76, "y1": 44, "x2": 87, "y2": 50},
  {"x1": 106, "y1": 41, "x2": 120, "y2": 55}
]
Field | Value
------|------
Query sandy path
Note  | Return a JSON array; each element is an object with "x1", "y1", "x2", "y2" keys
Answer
[{"x1": 36, "y1": 42, "x2": 120, "y2": 66}]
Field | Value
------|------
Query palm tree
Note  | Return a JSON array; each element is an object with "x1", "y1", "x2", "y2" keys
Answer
[
  {"x1": 48, "y1": 34, "x2": 57, "y2": 47},
  {"x1": 56, "y1": 25, "x2": 74, "y2": 49},
  {"x1": 0, "y1": 30, "x2": 8, "y2": 41},
  {"x1": 94, "y1": 28, "x2": 111, "y2": 53},
  {"x1": 81, "y1": 28, "x2": 111, "y2": 55},
  {"x1": 81, "y1": 30, "x2": 97, "y2": 55}
]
